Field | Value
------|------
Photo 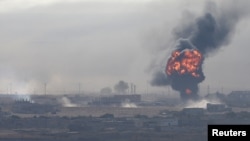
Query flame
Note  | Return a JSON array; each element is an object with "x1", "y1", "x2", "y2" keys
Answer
[
  {"x1": 185, "y1": 88, "x2": 192, "y2": 94},
  {"x1": 166, "y1": 49, "x2": 202, "y2": 78}
]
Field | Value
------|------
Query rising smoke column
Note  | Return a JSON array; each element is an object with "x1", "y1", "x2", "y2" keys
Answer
[{"x1": 151, "y1": 1, "x2": 243, "y2": 101}]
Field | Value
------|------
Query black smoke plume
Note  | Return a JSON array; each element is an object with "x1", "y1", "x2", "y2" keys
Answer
[{"x1": 151, "y1": 1, "x2": 243, "y2": 100}]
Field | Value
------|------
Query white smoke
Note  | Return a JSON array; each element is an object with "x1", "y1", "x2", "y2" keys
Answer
[
  {"x1": 121, "y1": 99, "x2": 137, "y2": 108},
  {"x1": 13, "y1": 94, "x2": 34, "y2": 103},
  {"x1": 60, "y1": 96, "x2": 78, "y2": 107},
  {"x1": 184, "y1": 98, "x2": 222, "y2": 109}
]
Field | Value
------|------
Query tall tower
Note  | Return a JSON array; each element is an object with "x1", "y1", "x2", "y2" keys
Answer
[
  {"x1": 44, "y1": 83, "x2": 47, "y2": 95},
  {"x1": 134, "y1": 84, "x2": 136, "y2": 94},
  {"x1": 130, "y1": 83, "x2": 134, "y2": 94}
]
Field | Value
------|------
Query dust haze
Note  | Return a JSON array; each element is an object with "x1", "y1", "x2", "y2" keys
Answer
[{"x1": 0, "y1": 0, "x2": 249, "y2": 95}]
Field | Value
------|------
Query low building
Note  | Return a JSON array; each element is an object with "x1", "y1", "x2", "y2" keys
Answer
[
  {"x1": 206, "y1": 103, "x2": 231, "y2": 113},
  {"x1": 89, "y1": 94, "x2": 141, "y2": 106},
  {"x1": 113, "y1": 94, "x2": 141, "y2": 103},
  {"x1": 181, "y1": 108, "x2": 205, "y2": 116},
  {"x1": 11, "y1": 100, "x2": 57, "y2": 114},
  {"x1": 226, "y1": 91, "x2": 250, "y2": 107},
  {"x1": 157, "y1": 118, "x2": 178, "y2": 127}
]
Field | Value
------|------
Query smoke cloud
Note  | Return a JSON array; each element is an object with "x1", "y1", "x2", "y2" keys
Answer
[
  {"x1": 114, "y1": 80, "x2": 129, "y2": 94},
  {"x1": 150, "y1": 0, "x2": 249, "y2": 100},
  {"x1": 175, "y1": 2, "x2": 241, "y2": 56},
  {"x1": 60, "y1": 96, "x2": 78, "y2": 107},
  {"x1": 151, "y1": 71, "x2": 170, "y2": 86}
]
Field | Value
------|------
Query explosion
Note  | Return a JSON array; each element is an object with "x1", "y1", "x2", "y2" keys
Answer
[
  {"x1": 165, "y1": 48, "x2": 205, "y2": 100},
  {"x1": 166, "y1": 49, "x2": 202, "y2": 78},
  {"x1": 150, "y1": 1, "x2": 244, "y2": 102}
]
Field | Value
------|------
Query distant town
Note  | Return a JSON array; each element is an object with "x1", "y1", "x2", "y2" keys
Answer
[{"x1": 0, "y1": 90, "x2": 250, "y2": 141}]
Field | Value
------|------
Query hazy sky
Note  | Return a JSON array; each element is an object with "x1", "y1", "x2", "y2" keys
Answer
[{"x1": 0, "y1": 0, "x2": 249, "y2": 95}]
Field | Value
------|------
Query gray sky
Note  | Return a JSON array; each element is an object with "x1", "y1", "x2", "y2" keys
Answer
[{"x1": 0, "y1": 0, "x2": 249, "y2": 95}]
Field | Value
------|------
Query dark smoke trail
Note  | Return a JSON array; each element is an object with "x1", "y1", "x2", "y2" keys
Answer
[{"x1": 151, "y1": 1, "x2": 243, "y2": 101}]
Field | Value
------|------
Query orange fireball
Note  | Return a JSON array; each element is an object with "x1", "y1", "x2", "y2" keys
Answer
[{"x1": 166, "y1": 49, "x2": 202, "y2": 78}]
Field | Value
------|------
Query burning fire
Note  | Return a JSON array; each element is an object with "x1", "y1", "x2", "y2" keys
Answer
[
  {"x1": 165, "y1": 48, "x2": 204, "y2": 96},
  {"x1": 185, "y1": 88, "x2": 192, "y2": 94},
  {"x1": 166, "y1": 49, "x2": 203, "y2": 78}
]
